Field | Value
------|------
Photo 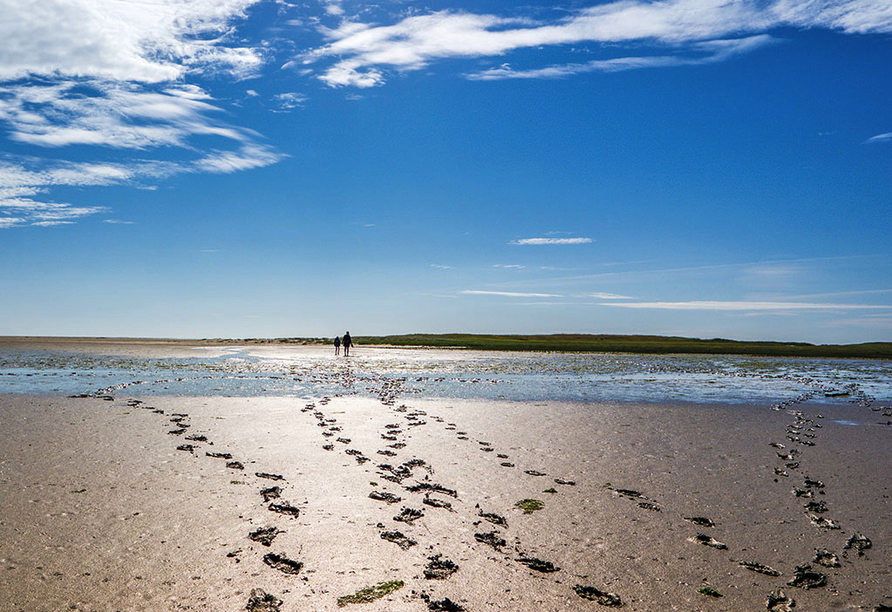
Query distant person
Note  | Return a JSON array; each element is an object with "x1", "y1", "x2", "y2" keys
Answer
[
  {"x1": 334, "y1": 335, "x2": 341, "y2": 356},
  {"x1": 342, "y1": 331, "x2": 352, "y2": 357}
]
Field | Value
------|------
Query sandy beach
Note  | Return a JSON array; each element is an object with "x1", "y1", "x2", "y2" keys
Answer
[{"x1": 1, "y1": 345, "x2": 891, "y2": 611}]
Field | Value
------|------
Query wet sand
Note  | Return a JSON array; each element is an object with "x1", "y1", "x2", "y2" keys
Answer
[{"x1": 1, "y1": 387, "x2": 890, "y2": 611}]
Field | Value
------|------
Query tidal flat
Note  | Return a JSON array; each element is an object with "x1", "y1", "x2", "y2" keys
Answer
[{"x1": 0, "y1": 339, "x2": 890, "y2": 611}]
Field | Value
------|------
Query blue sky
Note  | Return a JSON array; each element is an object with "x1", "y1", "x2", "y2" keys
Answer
[{"x1": 1, "y1": 0, "x2": 890, "y2": 342}]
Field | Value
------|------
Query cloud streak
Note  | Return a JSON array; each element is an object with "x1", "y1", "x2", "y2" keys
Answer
[
  {"x1": 304, "y1": 1, "x2": 892, "y2": 88},
  {"x1": 601, "y1": 300, "x2": 891, "y2": 311},
  {"x1": 511, "y1": 237, "x2": 592, "y2": 245},
  {"x1": 462, "y1": 290, "x2": 563, "y2": 298}
]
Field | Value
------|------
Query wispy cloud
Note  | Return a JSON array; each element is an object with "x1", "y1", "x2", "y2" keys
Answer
[
  {"x1": 461, "y1": 290, "x2": 563, "y2": 298},
  {"x1": 303, "y1": 1, "x2": 892, "y2": 88},
  {"x1": 865, "y1": 132, "x2": 892, "y2": 143},
  {"x1": 601, "y1": 300, "x2": 891, "y2": 311},
  {"x1": 469, "y1": 35, "x2": 774, "y2": 80},
  {"x1": 493, "y1": 264, "x2": 526, "y2": 269},
  {"x1": 430, "y1": 264, "x2": 454, "y2": 269},
  {"x1": 273, "y1": 92, "x2": 308, "y2": 111},
  {"x1": 511, "y1": 237, "x2": 592, "y2": 245},
  {"x1": 103, "y1": 219, "x2": 135, "y2": 225},
  {"x1": 588, "y1": 292, "x2": 635, "y2": 299}
]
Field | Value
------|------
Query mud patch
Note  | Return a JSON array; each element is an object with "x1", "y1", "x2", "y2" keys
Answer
[
  {"x1": 424, "y1": 554, "x2": 459, "y2": 580},
  {"x1": 380, "y1": 530, "x2": 416, "y2": 550},
  {"x1": 262, "y1": 552, "x2": 302, "y2": 575},
  {"x1": 573, "y1": 585, "x2": 622, "y2": 607}
]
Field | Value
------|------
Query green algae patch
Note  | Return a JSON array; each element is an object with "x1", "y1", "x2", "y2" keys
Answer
[
  {"x1": 698, "y1": 586, "x2": 722, "y2": 598},
  {"x1": 543, "y1": 487, "x2": 558, "y2": 494},
  {"x1": 515, "y1": 499, "x2": 544, "y2": 514},
  {"x1": 337, "y1": 580, "x2": 404, "y2": 607}
]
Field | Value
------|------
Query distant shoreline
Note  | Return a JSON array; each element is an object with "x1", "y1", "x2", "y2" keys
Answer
[{"x1": 1, "y1": 333, "x2": 890, "y2": 359}]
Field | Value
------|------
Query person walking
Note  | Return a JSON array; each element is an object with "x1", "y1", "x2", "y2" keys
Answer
[
  {"x1": 333, "y1": 335, "x2": 341, "y2": 356},
  {"x1": 342, "y1": 331, "x2": 352, "y2": 357}
]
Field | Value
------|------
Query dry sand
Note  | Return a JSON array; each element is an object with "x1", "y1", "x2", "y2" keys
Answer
[{"x1": 1, "y1": 387, "x2": 890, "y2": 610}]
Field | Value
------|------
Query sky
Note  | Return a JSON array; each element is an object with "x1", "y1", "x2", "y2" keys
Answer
[{"x1": 0, "y1": 0, "x2": 890, "y2": 343}]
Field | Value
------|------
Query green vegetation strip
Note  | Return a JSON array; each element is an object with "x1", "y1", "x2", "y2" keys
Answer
[
  {"x1": 515, "y1": 499, "x2": 545, "y2": 514},
  {"x1": 346, "y1": 333, "x2": 892, "y2": 359},
  {"x1": 698, "y1": 586, "x2": 723, "y2": 598},
  {"x1": 337, "y1": 580, "x2": 404, "y2": 607}
]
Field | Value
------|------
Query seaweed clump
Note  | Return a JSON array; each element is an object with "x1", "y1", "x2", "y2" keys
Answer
[
  {"x1": 515, "y1": 499, "x2": 544, "y2": 514},
  {"x1": 337, "y1": 580, "x2": 404, "y2": 607}
]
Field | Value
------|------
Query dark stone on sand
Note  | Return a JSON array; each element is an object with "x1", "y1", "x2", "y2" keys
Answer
[
  {"x1": 227, "y1": 461, "x2": 245, "y2": 470},
  {"x1": 249, "y1": 526, "x2": 282, "y2": 547},
  {"x1": 524, "y1": 470, "x2": 546, "y2": 476},
  {"x1": 176, "y1": 444, "x2": 194, "y2": 452},
  {"x1": 693, "y1": 533, "x2": 727, "y2": 550},
  {"x1": 246, "y1": 588, "x2": 282, "y2": 611},
  {"x1": 378, "y1": 450, "x2": 397, "y2": 456},
  {"x1": 262, "y1": 552, "x2": 302, "y2": 575},
  {"x1": 638, "y1": 502, "x2": 661, "y2": 511},
  {"x1": 336, "y1": 437, "x2": 351, "y2": 444},
  {"x1": 740, "y1": 561, "x2": 781, "y2": 576},
  {"x1": 792, "y1": 488, "x2": 813, "y2": 498},
  {"x1": 268, "y1": 502, "x2": 300, "y2": 518},
  {"x1": 615, "y1": 488, "x2": 644, "y2": 499},
  {"x1": 573, "y1": 585, "x2": 622, "y2": 607},
  {"x1": 405, "y1": 482, "x2": 458, "y2": 498},
  {"x1": 804, "y1": 500, "x2": 827, "y2": 513},
  {"x1": 207, "y1": 452, "x2": 233, "y2": 459},
  {"x1": 474, "y1": 531, "x2": 506, "y2": 550},
  {"x1": 477, "y1": 509, "x2": 507, "y2": 527},
  {"x1": 261, "y1": 486, "x2": 282, "y2": 502},
  {"x1": 786, "y1": 564, "x2": 827, "y2": 589},
  {"x1": 256, "y1": 472, "x2": 285, "y2": 481},
  {"x1": 554, "y1": 478, "x2": 576, "y2": 485},
  {"x1": 168, "y1": 428, "x2": 187, "y2": 435},
  {"x1": 480, "y1": 447, "x2": 494, "y2": 452},
  {"x1": 323, "y1": 444, "x2": 334, "y2": 450},
  {"x1": 185, "y1": 434, "x2": 208, "y2": 442},
  {"x1": 426, "y1": 597, "x2": 466, "y2": 611},
  {"x1": 393, "y1": 507, "x2": 424, "y2": 523},
  {"x1": 422, "y1": 496, "x2": 452, "y2": 510},
  {"x1": 380, "y1": 530, "x2": 416, "y2": 550},
  {"x1": 810, "y1": 515, "x2": 840, "y2": 530},
  {"x1": 804, "y1": 477, "x2": 824, "y2": 488},
  {"x1": 501, "y1": 462, "x2": 515, "y2": 467},
  {"x1": 844, "y1": 532, "x2": 872, "y2": 556},
  {"x1": 389, "y1": 442, "x2": 406, "y2": 449},
  {"x1": 516, "y1": 557, "x2": 559, "y2": 573},
  {"x1": 684, "y1": 516, "x2": 715, "y2": 527},
  {"x1": 424, "y1": 554, "x2": 459, "y2": 580},
  {"x1": 813, "y1": 549, "x2": 840, "y2": 568},
  {"x1": 766, "y1": 588, "x2": 795, "y2": 611},
  {"x1": 369, "y1": 490, "x2": 401, "y2": 504}
]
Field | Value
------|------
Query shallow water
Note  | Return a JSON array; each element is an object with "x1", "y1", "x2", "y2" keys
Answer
[{"x1": 1, "y1": 345, "x2": 889, "y2": 407}]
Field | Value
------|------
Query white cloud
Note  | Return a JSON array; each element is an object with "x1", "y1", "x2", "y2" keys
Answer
[
  {"x1": 304, "y1": 1, "x2": 892, "y2": 87},
  {"x1": 273, "y1": 92, "x2": 309, "y2": 111},
  {"x1": 430, "y1": 264, "x2": 454, "y2": 269},
  {"x1": 588, "y1": 292, "x2": 636, "y2": 299},
  {"x1": 0, "y1": 0, "x2": 264, "y2": 84},
  {"x1": 601, "y1": 300, "x2": 891, "y2": 311},
  {"x1": 511, "y1": 237, "x2": 592, "y2": 245},
  {"x1": 865, "y1": 132, "x2": 892, "y2": 143},
  {"x1": 469, "y1": 35, "x2": 775, "y2": 80},
  {"x1": 0, "y1": 1, "x2": 286, "y2": 229},
  {"x1": 0, "y1": 82, "x2": 245, "y2": 149},
  {"x1": 493, "y1": 264, "x2": 526, "y2": 269},
  {"x1": 461, "y1": 290, "x2": 563, "y2": 297},
  {"x1": 103, "y1": 219, "x2": 135, "y2": 224}
]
